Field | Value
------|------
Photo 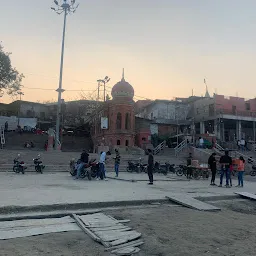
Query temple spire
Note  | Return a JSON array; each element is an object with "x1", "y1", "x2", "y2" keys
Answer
[
  {"x1": 122, "y1": 68, "x2": 125, "y2": 81},
  {"x1": 204, "y1": 78, "x2": 210, "y2": 97}
]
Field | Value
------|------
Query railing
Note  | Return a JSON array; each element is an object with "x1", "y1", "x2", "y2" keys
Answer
[
  {"x1": 215, "y1": 108, "x2": 256, "y2": 118},
  {"x1": 153, "y1": 140, "x2": 166, "y2": 155},
  {"x1": 174, "y1": 139, "x2": 188, "y2": 157},
  {"x1": 215, "y1": 143, "x2": 224, "y2": 152}
]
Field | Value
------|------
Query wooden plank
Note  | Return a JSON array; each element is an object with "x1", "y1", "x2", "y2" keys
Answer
[
  {"x1": 112, "y1": 247, "x2": 140, "y2": 255},
  {"x1": 235, "y1": 192, "x2": 256, "y2": 200},
  {"x1": 100, "y1": 231, "x2": 141, "y2": 242},
  {"x1": 72, "y1": 214, "x2": 101, "y2": 243},
  {"x1": 105, "y1": 239, "x2": 144, "y2": 251},
  {"x1": 166, "y1": 195, "x2": 221, "y2": 212},
  {"x1": 92, "y1": 227, "x2": 131, "y2": 233},
  {"x1": 94, "y1": 228, "x2": 134, "y2": 237},
  {"x1": 0, "y1": 223, "x2": 80, "y2": 240},
  {"x1": 0, "y1": 216, "x2": 74, "y2": 230}
]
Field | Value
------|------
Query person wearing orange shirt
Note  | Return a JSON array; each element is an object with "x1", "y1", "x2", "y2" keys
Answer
[{"x1": 236, "y1": 156, "x2": 245, "y2": 187}]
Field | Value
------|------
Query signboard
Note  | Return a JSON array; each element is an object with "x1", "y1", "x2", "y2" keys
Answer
[{"x1": 101, "y1": 117, "x2": 108, "y2": 130}]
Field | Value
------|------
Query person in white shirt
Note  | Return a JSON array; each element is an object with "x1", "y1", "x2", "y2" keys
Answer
[
  {"x1": 240, "y1": 138, "x2": 245, "y2": 151},
  {"x1": 199, "y1": 137, "x2": 204, "y2": 148},
  {"x1": 98, "y1": 151, "x2": 111, "y2": 180},
  {"x1": 98, "y1": 151, "x2": 107, "y2": 180}
]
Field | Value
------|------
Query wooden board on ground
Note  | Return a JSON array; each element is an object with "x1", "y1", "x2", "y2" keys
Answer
[
  {"x1": 0, "y1": 223, "x2": 80, "y2": 240},
  {"x1": 166, "y1": 195, "x2": 221, "y2": 212},
  {"x1": 76, "y1": 213, "x2": 143, "y2": 249},
  {"x1": 235, "y1": 192, "x2": 256, "y2": 200}
]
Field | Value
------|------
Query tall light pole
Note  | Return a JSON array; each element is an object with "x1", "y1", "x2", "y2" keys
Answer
[
  {"x1": 97, "y1": 76, "x2": 110, "y2": 102},
  {"x1": 51, "y1": 0, "x2": 79, "y2": 149},
  {"x1": 17, "y1": 91, "x2": 24, "y2": 126}
]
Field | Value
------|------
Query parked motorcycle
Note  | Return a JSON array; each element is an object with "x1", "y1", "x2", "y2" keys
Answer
[
  {"x1": 169, "y1": 164, "x2": 176, "y2": 174},
  {"x1": 153, "y1": 161, "x2": 168, "y2": 175},
  {"x1": 33, "y1": 154, "x2": 45, "y2": 173},
  {"x1": 69, "y1": 159, "x2": 92, "y2": 180},
  {"x1": 175, "y1": 165, "x2": 188, "y2": 176},
  {"x1": 13, "y1": 154, "x2": 27, "y2": 174},
  {"x1": 126, "y1": 161, "x2": 141, "y2": 173},
  {"x1": 250, "y1": 165, "x2": 256, "y2": 176}
]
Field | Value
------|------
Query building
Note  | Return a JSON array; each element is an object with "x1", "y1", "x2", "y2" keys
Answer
[
  {"x1": 89, "y1": 72, "x2": 135, "y2": 152},
  {"x1": 188, "y1": 94, "x2": 256, "y2": 142}
]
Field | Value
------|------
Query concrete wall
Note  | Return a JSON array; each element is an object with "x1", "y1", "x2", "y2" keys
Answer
[
  {"x1": 188, "y1": 97, "x2": 215, "y2": 122},
  {"x1": 20, "y1": 103, "x2": 49, "y2": 120},
  {"x1": 215, "y1": 94, "x2": 256, "y2": 113},
  {"x1": 136, "y1": 101, "x2": 189, "y2": 121}
]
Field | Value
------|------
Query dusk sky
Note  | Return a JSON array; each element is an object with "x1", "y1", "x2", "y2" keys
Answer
[{"x1": 1, "y1": 0, "x2": 256, "y2": 103}]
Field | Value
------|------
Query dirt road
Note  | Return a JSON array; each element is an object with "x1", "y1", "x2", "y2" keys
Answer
[{"x1": 1, "y1": 200, "x2": 256, "y2": 256}]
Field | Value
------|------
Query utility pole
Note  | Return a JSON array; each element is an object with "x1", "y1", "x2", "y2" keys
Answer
[
  {"x1": 51, "y1": 0, "x2": 79, "y2": 150},
  {"x1": 17, "y1": 91, "x2": 24, "y2": 126},
  {"x1": 97, "y1": 76, "x2": 110, "y2": 102}
]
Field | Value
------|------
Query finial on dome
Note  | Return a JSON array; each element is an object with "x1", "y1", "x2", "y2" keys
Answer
[{"x1": 122, "y1": 68, "x2": 125, "y2": 81}]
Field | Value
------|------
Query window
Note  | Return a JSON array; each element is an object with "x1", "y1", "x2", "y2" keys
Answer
[
  {"x1": 245, "y1": 102, "x2": 251, "y2": 111},
  {"x1": 117, "y1": 139, "x2": 121, "y2": 145},
  {"x1": 125, "y1": 140, "x2": 129, "y2": 146},
  {"x1": 125, "y1": 113, "x2": 130, "y2": 129},
  {"x1": 142, "y1": 137, "x2": 146, "y2": 141},
  {"x1": 209, "y1": 104, "x2": 214, "y2": 116},
  {"x1": 116, "y1": 112, "x2": 122, "y2": 129},
  {"x1": 232, "y1": 105, "x2": 237, "y2": 114},
  {"x1": 40, "y1": 112, "x2": 45, "y2": 119}
]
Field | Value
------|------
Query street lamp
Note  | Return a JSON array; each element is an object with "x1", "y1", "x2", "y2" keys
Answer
[
  {"x1": 51, "y1": 0, "x2": 79, "y2": 150},
  {"x1": 97, "y1": 76, "x2": 111, "y2": 102}
]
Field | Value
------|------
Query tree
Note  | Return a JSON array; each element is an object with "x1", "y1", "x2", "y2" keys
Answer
[{"x1": 0, "y1": 43, "x2": 24, "y2": 97}]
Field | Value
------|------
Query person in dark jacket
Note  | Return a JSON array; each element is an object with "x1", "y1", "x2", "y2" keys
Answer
[
  {"x1": 208, "y1": 153, "x2": 217, "y2": 185},
  {"x1": 147, "y1": 149, "x2": 154, "y2": 185},
  {"x1": 186, "y1": 153, "x2": 193, "y2": 179},
  {"x1": 114, "y1": 149, "x2": 121, "y2": 177},
  {"x1": 219, "y1": 150, "x2": 232, "y2": 188},
  {"x1": 76, "y1": 150, "x2": 89, "y2": 179}
]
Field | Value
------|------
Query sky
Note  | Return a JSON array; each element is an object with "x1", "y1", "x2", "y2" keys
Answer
[{"x1": 1, "y1": 0, "x2": 256, "y2": 103}]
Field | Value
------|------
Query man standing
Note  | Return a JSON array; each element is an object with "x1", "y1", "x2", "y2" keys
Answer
[
  {"x1": 147, "y1": 149, "x2": 154, "y2": 185},
  {"x1": 219, "y1": 150, "x2": 232, "y2": 188},
  {"x1": 98, "y1": 151, "x2": 107, "y2": 181},
  {"x1": 186, "y1": 152, "x2": 193, "y2": 179},
  {"x1": 76, "y1": 150, "x2": 89, "y2": 179},
  {"x1": 208, "y1": 153, "x2": 217, "y2": 185},
  {"x1": 114, "y1": 149, "x2": 121, "y2": 177},
  {"x1": 240, "y1": 138, "x2": 245, "y2": 151},
  {"x1": 199, "y1": 137, "x2": 204, "y2": 148}
]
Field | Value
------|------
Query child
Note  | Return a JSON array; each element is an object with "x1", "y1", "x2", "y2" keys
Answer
[{"x1": 236, "y1": 156, "x2": 245, "y2": 187}]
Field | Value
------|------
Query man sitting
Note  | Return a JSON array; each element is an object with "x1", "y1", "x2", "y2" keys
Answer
[{"x1": 75, "y1": 150, "x2": 89, "y2": 179}]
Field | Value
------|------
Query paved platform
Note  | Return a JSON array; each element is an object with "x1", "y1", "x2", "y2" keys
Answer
[{"x1": 0, "y1": 172, "x2": 256, "y2": 213}]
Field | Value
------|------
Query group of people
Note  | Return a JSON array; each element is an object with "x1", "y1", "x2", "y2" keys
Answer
[
  {"x1": 74, "y1": 148, "x2": 155, "y2": 185},
  {"x1": 74, "y1": 149, "x2": 120, "y2": 180},
  {"x1": 208, "y1": 150, "x2": 245, "y2": 188}
]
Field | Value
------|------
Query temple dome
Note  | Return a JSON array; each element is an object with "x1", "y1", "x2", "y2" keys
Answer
[{"x1": 111, "y1": 69, "x2": 134, "y2": 99}]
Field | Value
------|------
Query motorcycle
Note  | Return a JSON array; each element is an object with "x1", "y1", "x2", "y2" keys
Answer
[
  {"x1": 169, "y1": 164, "x2": 177, "y2": 174},
  {"x1": 153, "y1": 162, "x2": 168, "y2": 175},
  {"x1": 33, "y1": 154, "x2": 45, "y2": 173},
  {"x1": 90, "y1": 160, "x2": 104, "y2": 180},
  {"x1": 69, "y1": 158, "x2": 92, "y2": 180},
  {"x1": 126, "y1": 161, "x2": 141, "y2": 173},
  {"x1": 175, "y1": 165, "x2": 188, "y2": 176},
  {"x1": 13, "y1": 154, "x2": 27, "y2": 174},
  {"x1": 250, "y1": 165, "x2": 256, "y2": 176}
]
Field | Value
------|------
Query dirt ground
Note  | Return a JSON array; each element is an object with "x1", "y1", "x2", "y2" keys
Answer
[{"x1": 1, "y1": 200, "x2": 256, "y2": 256}]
